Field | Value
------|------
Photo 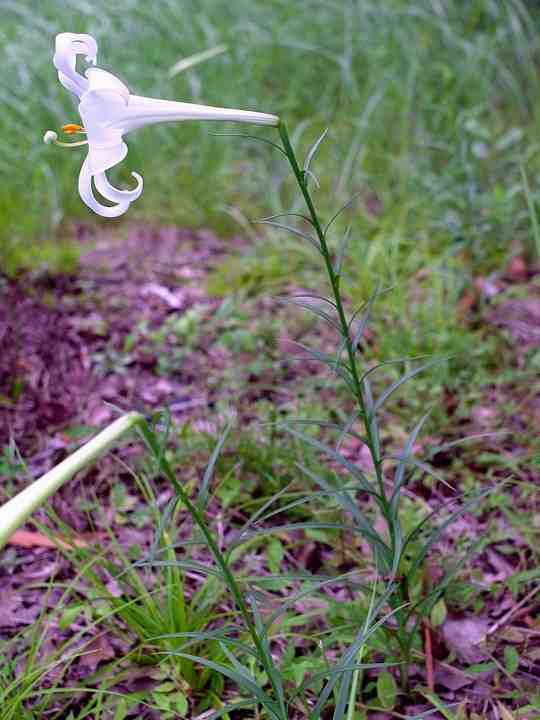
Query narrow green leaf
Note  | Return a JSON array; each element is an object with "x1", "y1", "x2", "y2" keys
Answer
[
  {"x1": 290, "y1": 341, "x2": 354, "y2": 388},
  {"x1": 294, "y1": 462, "x2": 385, "y2": 551},
  {"x1": 405, "y1": 488, "x2": 494, "y2": 579},
  {"x1": 265, "y1": 570, "x2": 357, "y2": 627},
  {"x1": 336, "y1": 408, "x2": 361, "y2": 451},
  {"x1": 197, "y1": 422, "x2": 232, "y2": 511},
  {"x1": 245, "y1": 597, "x2": 286, "y2": 715},
  {"x1": 373, "y1": 357, "x2": 447, "y2": 415},
  {"x1": 131, "y1": 558, "x2": 224, "y2": 580},
  {"x1": 113, "y1": 698, "x2": 128, "y2": 720},
  {"x1": 358, "y1": 355, "x2": 432, "y2": 386},
  {"x1": 419, "y1": 693, "x2": 462, "y2": 720},
  {"x1": 281, "y1": 297, "x2": 340, "y2": 331},
  {"x1": 219, "y1": 641, "x2": 258, "y2": 682},
  {"x1": 350, "y1": 289, "x2": 379, "y2": 354},
  {"x1": 324, "y1": 192, "x2": 362, "y2": 236},
  {"x1": 306, "y1": 592, "x2": 403, "y2": 715},
  {"x1": 304, "y1": 127, "x2": 329, "y2": 175},
  {"x1": 152, "y1": 629, "x2": 259, "y2": 660},
  {"x1": 162, "y1": 652, "x2": 268, "y2": 706},
  {"x1": 168, "y1": 43, "x2": 228, "y2": 77},
  {"x1": 304, "y1": 168, "x2": 321, "y2": 188},
  {"x1": 260, "y1": 212, "x2": 314, "y2": 224},
  {"x1": 281, "y1": 426, "x2": 373, "y2": 493},
  {"x1": 210, "y1": 131, "x2": 287, "y2": 156},
  {"x1": 146, "y1": 496, "x2": 177, "y2": 564},
  {"x1": 362, "y1": 377, "x2": 381, "y2": 461},
  {"x1": 252, "y1": 488, "x2": 377, "y2": 531},
  {"x1": 404, "y1": 458, "x2": 455, "y2": 491},
  {"x1": 272, "y1": 417, "x2": 366, "y2": 445},
  {"x1": 334, "y1": 224, "x2": 352, "y2": 277},
  {"x1": 256, "y1": 219, "x2": 321, "y2": 252},
  {"x1": 389, "y1": 411, "x2": 432, "y2": 519},
  {"x1": 58, "y1": 605, "x2": 82, "y2": 631},
  {"x1": 228, "y1": 481, "x2": 294, "y2": 555},
  {"x1": 426, "y1": 432, "x2": 506, "y2": 457}
]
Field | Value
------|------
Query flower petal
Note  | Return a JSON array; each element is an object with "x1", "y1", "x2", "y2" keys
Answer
[
  {"x1": 79, "y1": 87, "x2": 129, "y2": 172},
  {"x1": 78, "y1": 156, "x2": 130, "y2": 218},
  {"x1": 54, "y1": 33, "x2": 97, "y2": 98},
  {"x1": 115, "y1": 94, "x2": 279, "y2": 133},
  {"x1": 87, "y1": 140, "x2": 128, "y2": 175},
  {"x1": 85, "y1": 67, "x2": 130, "y2": 99},
  {"x1": 94, "y1": 171, "x2": 143, "y2": 204}
]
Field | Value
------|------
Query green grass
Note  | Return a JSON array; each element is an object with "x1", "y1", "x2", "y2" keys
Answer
[{"x1": 3, "y1": 0, "x2": 540, "y2": 276}]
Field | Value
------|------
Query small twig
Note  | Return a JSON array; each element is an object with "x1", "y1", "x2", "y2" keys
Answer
[
  {"x1": 487, "y1": 584, "x2": 540, "y2": 637},
  {"x1": 423, "y1": 619, "x2": 434, "y2": 691}
]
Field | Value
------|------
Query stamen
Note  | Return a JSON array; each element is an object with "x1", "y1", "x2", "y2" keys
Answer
[
  {"x1": 43, "y1": 130, "x2": 88, "y2": 148},
  {"x1": 62, "y1": 123, "x2": 86, "y2": 134},
  {"x1": 43, "y1": 130, "x2": 58, "y2": 144}
]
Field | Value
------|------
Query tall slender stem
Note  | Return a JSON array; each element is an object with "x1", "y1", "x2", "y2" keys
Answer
[{"x1": 278, "y1": 122, "x2": 387, "y2": 507}]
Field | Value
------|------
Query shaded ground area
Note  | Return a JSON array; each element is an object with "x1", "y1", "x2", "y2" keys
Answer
[
  {"x1": 1, "y1": 227, "x2": 225, "y2": 451},
  {"x1": 0, "y1": 226, "x2": 539, "y2": 717},
  {"x1": 0, "y1": 277, "x2": 91, "y2": 454}
]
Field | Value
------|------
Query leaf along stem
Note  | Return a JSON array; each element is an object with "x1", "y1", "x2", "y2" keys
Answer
[{"x1": 277, "y1": 122, "x2": 388, "y2": 512}]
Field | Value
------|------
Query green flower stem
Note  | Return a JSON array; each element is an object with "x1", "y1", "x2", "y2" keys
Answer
[
  {"x1": 136, "y1": 422, "x2": 287, "y2": 720},
  {"x1": 0, "y1": 412, "x2": 144, "y2": 551},
  {"x1": 277, "y1": 122, "x2": 387, "y2": 508}
]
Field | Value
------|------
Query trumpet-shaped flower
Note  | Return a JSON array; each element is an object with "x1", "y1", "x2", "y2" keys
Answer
[{"x1": 46, "y1": 33, "x2": 279, "y2": 217}]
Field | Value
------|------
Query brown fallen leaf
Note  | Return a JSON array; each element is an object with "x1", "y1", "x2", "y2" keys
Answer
[
  {"x1": 77, "y1": 633, "x2": 116, "y2": 674},
  {"x1": 7, "y1": 529, "x2": 89, "y2": 550},
  {"x1": 441, "y1": 616, "x2": 490, "y2": 663},
  {"x1": 0, "y1": 589, "x2": 42, "y2": 628},
  {"x1": 434, "y1": 665, "x2": 474, "y2": 691}
]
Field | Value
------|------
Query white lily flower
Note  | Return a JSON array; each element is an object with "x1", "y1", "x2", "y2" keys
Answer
[{"x1": 46, "y1": 33, "x2": 279, "y2": 217}]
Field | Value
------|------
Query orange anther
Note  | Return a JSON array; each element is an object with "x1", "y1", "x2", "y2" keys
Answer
[{"x1": 62, "y1": 123, "x2": 85, "y2": 134}]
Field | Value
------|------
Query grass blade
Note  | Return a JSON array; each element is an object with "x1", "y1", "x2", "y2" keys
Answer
[{"x1": 197, "y1": 422, "x2": 232, "y2": 511}]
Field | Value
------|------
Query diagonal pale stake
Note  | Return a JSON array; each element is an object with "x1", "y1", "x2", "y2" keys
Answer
[{"x1": 0, "y1": 412, "x2": 144, "y2": 551}]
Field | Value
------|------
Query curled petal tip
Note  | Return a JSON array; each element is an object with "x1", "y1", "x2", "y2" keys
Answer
[
  {"x1": 78, "y1": 157, "x2": 142, "y2": 218},
  {"x1": 54, "y1": 33, "x2": 98, "y2": 98},
  {"x1": 94, "y1": 169, "x2": 143, "y2": 204},
  {"x1": 55, "y1": 33, "x2": 98, "y2": 63}
]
